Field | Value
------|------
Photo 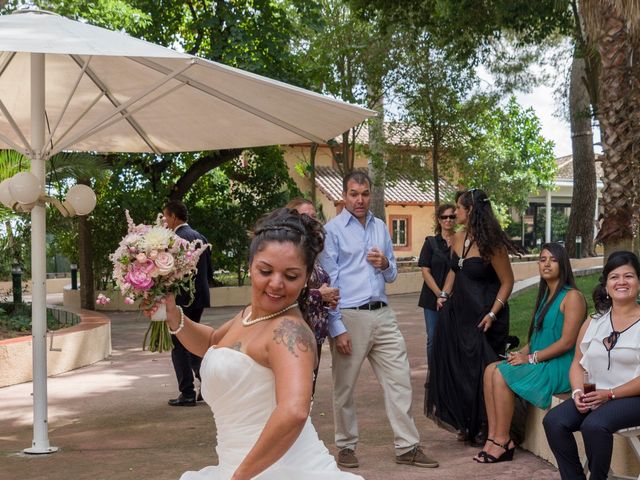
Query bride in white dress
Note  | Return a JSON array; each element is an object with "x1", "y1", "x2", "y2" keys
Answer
[{"x1": 154, "y1": 208, "x2": 364, "y2": 480}]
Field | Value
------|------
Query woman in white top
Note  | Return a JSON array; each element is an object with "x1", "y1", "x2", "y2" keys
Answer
[{"x1": 543, "y1": 251, "x2": 640, "y2": 480}]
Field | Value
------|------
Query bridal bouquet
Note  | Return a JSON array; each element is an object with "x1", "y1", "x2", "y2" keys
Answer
[{"x1": 104, "y1": 210, "x2": 210, "y2": 352}]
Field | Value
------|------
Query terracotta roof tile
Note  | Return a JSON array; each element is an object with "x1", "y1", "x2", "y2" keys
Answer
[
  {"x1": 555, "y1": 154, "x2": 604, "y2": 181},
  {"x1": 314, "y1": 166, "x2": 455, "y2": 205}
]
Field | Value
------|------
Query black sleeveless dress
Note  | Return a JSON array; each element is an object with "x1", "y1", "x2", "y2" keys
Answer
[{"x1": 425, "y1": 252, "x2": 509, "y2": 440}]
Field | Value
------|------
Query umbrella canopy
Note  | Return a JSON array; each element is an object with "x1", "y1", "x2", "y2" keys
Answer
[
  {"x1": 0, "y1": 9, "x2": 374, "y2": 455},
  {"x1": 0, "y1": 10, "x2": 374, "y2": 157}
]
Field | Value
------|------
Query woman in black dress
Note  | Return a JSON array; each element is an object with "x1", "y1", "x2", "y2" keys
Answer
[
  {"x1": 418, "y1": 203, "x2": 456, "y2": 366},
  {"x1": 425, "y1": 188, "x2": 523, "y2": 445}
]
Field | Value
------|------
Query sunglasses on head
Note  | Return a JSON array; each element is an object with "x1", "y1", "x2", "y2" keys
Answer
[
  {"x1": 439, "y1": 215, "x2": 456, "y2": 220},
  {"x1": 466, "y1": 188, "x2": 478, "y2": 205}
]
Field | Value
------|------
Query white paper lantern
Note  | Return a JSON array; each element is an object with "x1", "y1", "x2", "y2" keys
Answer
[
  {"x1": 0, "y1": 179, "x2": 14, "y2": 208},
  {"x1": 9, "y1": 172, "x2": 42, "y2": 205},
  {"x1": 65, "y1": 184, "x2": 96, "y2": 216}
]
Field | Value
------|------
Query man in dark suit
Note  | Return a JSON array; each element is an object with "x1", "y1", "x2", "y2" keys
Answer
[{"x1": 163, "y1": 200, "x2": 213, "y2": 406}]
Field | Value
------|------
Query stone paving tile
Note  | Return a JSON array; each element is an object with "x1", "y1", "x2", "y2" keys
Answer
[{"x1": 0, "y1": 294, "x2": 560, "y2": 480}]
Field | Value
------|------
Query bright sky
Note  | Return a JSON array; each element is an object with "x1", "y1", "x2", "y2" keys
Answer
[{"x1": 515, "y1": 85, "x2": 572, "y2": 158}]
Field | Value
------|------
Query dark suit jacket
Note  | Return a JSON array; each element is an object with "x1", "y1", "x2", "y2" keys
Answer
[{"x1": 174, "y1": 223, "x2": 213, "y2": 310}]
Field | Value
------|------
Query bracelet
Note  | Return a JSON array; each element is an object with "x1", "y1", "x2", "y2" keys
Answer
[
  {"x1": 572, "y1": 388, "x2": 583, "y2": 400},
  {"x1": 487, "y1": 311, "x2": 497, "y2": 321},
  {"x1": 168, "y1": 306, "x2": 185, "y2": 335},
  {"x1": 533, "y1": 351, "x2": 539, "y2": 364},
  {"x1": 608, "y1": 388, "x2": 616, "y2": 400},
  {"x1": 496, "y1": 297, "x2": 505, "y2": 308},
  {"x1": 439, "y1": 291, "x2": 449, "y2": 299}
]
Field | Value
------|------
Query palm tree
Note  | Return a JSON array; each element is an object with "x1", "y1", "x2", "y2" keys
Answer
[{"x1": 579, "y1": 0, "x2": 640, "y2": 255}]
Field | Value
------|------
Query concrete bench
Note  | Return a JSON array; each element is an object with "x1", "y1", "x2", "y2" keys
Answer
[{"x1": 521, "y1": 394, "x2": 640, "y2": 478}]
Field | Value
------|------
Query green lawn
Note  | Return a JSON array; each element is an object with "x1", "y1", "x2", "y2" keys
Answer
[{"x1": 508, "y1": 273, "x2": 600, "y2": 347}]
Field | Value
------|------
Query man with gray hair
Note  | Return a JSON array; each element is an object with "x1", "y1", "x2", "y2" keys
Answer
[{"x1": 320, "y1": 171, "x2": 438, "y2": 469}]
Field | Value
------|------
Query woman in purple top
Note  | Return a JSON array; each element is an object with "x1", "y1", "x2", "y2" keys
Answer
[{"x1": 286, "y1": 198, "x2": 339, "y2": 393}]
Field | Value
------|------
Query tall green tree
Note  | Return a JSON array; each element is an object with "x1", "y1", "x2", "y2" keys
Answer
[
  {"x1": 354, "y1": 0, "x2": 603, "y2": 254},
  {"x1": 454, "y1": 97, "x2": 557, "y2": 215},
  {"x1": 299, "y1": 0, "x2": 397, "y2": 220},
  {"x1": 4, "y1": 0, "x2": 320, "y2": 298},
  {"x1": 390, "y1": 29, "x2": 488, "y2": 206}
]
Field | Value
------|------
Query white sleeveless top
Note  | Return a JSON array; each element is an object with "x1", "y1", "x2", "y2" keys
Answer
[{"x1": 579, "y1": 309, "x2": 640, "y2": 389}]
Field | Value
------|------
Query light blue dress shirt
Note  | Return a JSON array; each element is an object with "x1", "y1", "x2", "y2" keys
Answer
[{"x1": 319, "y1": 208, "x2": 397, "y2": 337}]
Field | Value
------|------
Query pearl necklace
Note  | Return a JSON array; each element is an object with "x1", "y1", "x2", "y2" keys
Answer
[{"x1": 242, "y1": 302, "x2": 299, "y2": 326}]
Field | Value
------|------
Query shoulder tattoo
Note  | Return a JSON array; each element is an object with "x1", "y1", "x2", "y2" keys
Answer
[
  {"x1": 230, "y1": 341, "x2": 242, "y2": 351},
  {"x1": 272, "y1": 318, "x2": 315, "y2": 357}
]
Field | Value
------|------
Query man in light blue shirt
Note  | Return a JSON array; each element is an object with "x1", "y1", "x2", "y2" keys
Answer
[{"x1": 320, "y1": 171, "x2": 438, "y2": 469}]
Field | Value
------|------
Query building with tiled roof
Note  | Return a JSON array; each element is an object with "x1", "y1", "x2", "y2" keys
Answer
[
  {"x1": 283, "y1": 133, "x2": 456, "y2": 258},
  {"x1": 314, "y1": 166, "x2": 456, "y2": 205}
]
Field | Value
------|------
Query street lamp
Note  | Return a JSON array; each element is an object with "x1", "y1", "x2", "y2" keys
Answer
[
  {"x1": 0, "y1": 172, "x2": 96, "y2": 217},
  {"x1": 0, "y1": 170, "x2": 95, "y2": 455}
]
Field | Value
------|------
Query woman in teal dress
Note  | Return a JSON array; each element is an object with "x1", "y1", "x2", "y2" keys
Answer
[{"x1": 473, "y1": 242, "x2": 586, "y2": 463}]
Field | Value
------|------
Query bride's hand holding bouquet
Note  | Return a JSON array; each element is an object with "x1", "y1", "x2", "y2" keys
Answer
[{"x1": 102, "y1": 210, "x2": 210, "y2": 352}]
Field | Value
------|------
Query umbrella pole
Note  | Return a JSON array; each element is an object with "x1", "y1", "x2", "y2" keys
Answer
[{"x1": 24, "y1": 52, "x2": 57, "y2": 455}]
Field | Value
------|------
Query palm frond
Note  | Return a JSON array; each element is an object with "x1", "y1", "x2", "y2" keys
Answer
[
  {"x1": 0, "y1": 149, "x2": 110, "y2": 183},
  {"x1": 46, "y1": 152, "x2": 110, "y2": 183},
  {"x1": 0, "y1": 150, "x2": 29, "y2": 180}
]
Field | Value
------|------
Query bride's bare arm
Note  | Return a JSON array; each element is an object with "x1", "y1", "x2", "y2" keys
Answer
[
  {"x1": 231, "y1": 316, "x2": 316, "y2": 480},
  {"x1": 162, "y1": 294, "x2": 231, "y2": 357}
]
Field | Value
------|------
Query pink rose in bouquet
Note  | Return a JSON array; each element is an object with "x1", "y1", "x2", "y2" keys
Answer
[
  {"x1": 125, "y1": 264, "x2": 155, "y2": 290},
  {"x1": 154, "y1": 251, "x2": 175, "y2": 276},
  {"x1": 101, "y1": 211, "x2": 210, "y2": 352}
]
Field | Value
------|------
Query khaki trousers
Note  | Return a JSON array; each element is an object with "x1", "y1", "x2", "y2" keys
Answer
[{"x1": 330, "y1": 307, "x2": 420, "y2": 455}]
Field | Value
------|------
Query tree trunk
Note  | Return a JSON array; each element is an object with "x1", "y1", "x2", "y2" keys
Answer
[
  {"x1": 432, "y1": 130, "x2": 441, "y2": 207},
  {"x1": 368, "y1": 96, "x2": 386, "y2": 221},
  {"x1": 78, "y1": 213, "x2": 94, "y2": 310},
  {"x1": 565, "y1": 53, "x2": 597, "y2": 257},
  {"x1": 309, "y1": 143, "x2": 318, "y2": 205},
  {"x1": 583, "y1": 2, "x2": 635, "y2": 251}
]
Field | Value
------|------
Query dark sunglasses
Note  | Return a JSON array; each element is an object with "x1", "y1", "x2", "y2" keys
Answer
[{"x1": 439, "y1": 215, "x2": 456, "y2": 220}]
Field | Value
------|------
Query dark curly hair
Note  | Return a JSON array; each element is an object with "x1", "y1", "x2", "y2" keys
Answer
[
  {"x1": 527, "y1": 243, "x2": 584, "y2": 340},
  {"x1": 593, "y1": 251, "x2": 640, "y2": 313},
  {"x1": 249, "y1": 208, "x2": 325, "y2": 326},
  {"x1": 456, "y1": 189, "x2": 524, "y2": 261},
  {"x1": 434, "y1": 203, "x2": 456, "y2": 235}
]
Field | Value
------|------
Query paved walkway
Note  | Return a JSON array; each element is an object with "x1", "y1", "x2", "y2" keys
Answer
[{"x1": 0, "y1": 294, "x2": 561, "y2": 480}]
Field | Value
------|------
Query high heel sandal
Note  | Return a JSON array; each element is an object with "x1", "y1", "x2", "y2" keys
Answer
[
  {"x1": 474, "y1": 438, "x2": 495, "y2": 460},
  {"x1": 473, "y1": 438, "x2": 515, "y2": 463}
]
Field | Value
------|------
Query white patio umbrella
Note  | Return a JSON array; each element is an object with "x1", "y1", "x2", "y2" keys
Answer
[{"x1": 0, "y1": 9, "x2": 375, "y2": 454}]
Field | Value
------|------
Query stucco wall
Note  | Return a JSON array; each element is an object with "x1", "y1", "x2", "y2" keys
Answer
[{"x1": 0, "y1": 309, "x2": 111, "y2": 387}]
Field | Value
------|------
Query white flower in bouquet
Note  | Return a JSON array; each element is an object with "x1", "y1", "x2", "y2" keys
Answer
[{"x1": 100, "y1": 210, "x2": 211, "y2": 352}]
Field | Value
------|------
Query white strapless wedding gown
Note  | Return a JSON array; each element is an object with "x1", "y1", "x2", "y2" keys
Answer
[{"x1": 180, "y1": 347, "x2": 364, "y2": 480}]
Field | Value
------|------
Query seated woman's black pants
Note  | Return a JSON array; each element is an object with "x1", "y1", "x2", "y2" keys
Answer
[{"x1": 543, "y1": 396, "x2": 640, "y2": 479}]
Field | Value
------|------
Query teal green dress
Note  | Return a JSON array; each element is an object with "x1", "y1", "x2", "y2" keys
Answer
[{"x1": 496, "y1": 286, "x2": 574, "y2": 408}]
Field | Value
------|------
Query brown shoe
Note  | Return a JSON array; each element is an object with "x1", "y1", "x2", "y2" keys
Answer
[
  {"x1": 337, "y1": 448, "x2": 359, "y2": 468},
  {"x1": 395, "y1": 446, "x2": 439, "y2": 468}
]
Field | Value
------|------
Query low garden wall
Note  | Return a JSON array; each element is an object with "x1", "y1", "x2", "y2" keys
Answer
[
  {"x1": 78, "y1": 256, "x2": 603, "y2": 311},
  {"x1": 0, "y1": 308, "x2": 111, "y2": 387}
]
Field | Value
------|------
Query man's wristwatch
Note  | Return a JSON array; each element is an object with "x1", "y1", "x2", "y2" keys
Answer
[{"x1": 439, "y1": 291, "x2": 449, "y2": 299}]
